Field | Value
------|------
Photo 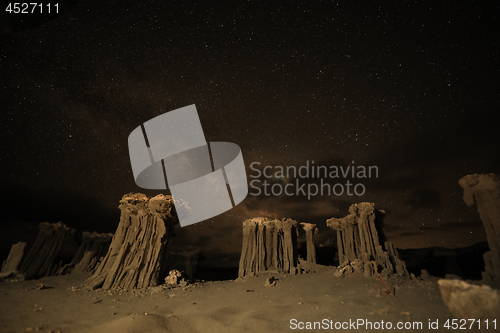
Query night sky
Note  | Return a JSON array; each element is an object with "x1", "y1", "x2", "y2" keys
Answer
[{"x1": 1, "y1": 1, "x2": 499, "y2": 267}]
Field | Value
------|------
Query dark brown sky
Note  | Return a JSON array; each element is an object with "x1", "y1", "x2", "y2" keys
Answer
[{"x1": 1, "y1": 0, "x2": 499, "y2": 266}]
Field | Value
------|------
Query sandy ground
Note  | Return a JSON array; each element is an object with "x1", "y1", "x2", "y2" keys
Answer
[{"x1": 0, "y1": 270, "x2": 494, "y2": 333}]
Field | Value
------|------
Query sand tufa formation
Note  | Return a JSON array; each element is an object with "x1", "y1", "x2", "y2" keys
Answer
[
  {"x1": 18, "y1": 221, "x2": 76, "y2": 278},
  {"x1": 0, "y1": 242, "x2": 27, "y2": 280},
  {"x1": 238, "y1": 217, "x2": 317, "y2": 277},
  {"x1": 1, "y1": 222, "x2": 113, "y2": 280},
  {"x1": 459, "y1": 173, "x2": 500, "y2": 279},
  {"x1": 70, "y1": 231, "x2": 113, "y2": 274},
  {"x1": 83, "y1": 193, "x2": 178, "y2": 290},
  {"x1": 326, "y1": 202, "x2": 408, "y2": 278}
]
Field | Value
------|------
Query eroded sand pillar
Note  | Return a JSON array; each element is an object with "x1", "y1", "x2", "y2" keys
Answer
[
  {"x1": 459, "y1": 174, "x2": 500, "y2": 279},
  {"x1": 71, "y1": 232, "x2": 113, "y2": 274},
  {"x1": 84, "y1": 193, "x2": 178, "y2": 290},
  {"x1": 19, "y1": 222, "x2": 76, "y2": 278},
  {"x1": 300, "y1": 223, "x2": 318, "y2": 264}
]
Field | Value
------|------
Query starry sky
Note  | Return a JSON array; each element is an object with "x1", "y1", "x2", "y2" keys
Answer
[{"x1": 1, "y1": 0, "x2": 499, "y2": 267}]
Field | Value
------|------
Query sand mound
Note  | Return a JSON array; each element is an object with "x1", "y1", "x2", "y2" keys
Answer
[{"x1": 77, "y1": 313, "x2": 169, "y2": 333}]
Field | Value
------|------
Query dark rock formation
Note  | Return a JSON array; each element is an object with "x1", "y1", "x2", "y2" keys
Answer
[
  {"x1": 438, "y1": 279, "x2": 500, "y2": 320},
  {"x1": 459, "y1": 173, "x2": 500, "y2": 279},
  {"x1": 238, "y1": 217, "x2": 317, "y2": 277},
  {"x1": 2, "y1": 228, "x2": 112, "y2": 278},
  {"x1": 0, "y1": 242, "x2": 27, "y2": 280},
  {"x1": 167, "y1": 250, "x2": 200, "y2": 280},
  {"x1": 326, "y1": 202, "x2": 408, "y2": 278},
  {"x1": 71, "y1": 232, "x2": 113, "y2": 274},
  {"x1": 83, "y1": 193, "x2": 178, "y2": 290},
  {"x1": 398, "y1": 241, "x2": 489, "y2": 280},
  {"x1": 19, "y1": 222, "x2": 76, "y2": 278},
  {"x1": 196, "y1": 266, "x2": 238, "y2": 281}
]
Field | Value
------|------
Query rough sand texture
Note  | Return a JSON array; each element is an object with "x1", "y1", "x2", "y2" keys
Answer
[{"x1": 0, "y1": 272, "x2": 497, "y2": 332}]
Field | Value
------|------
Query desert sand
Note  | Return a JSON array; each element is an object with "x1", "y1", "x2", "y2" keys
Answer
[{"x1": 2, "y1": 269, "x2": 491, "y2": 333}]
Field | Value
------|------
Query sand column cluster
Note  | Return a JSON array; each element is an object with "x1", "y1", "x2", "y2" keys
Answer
[
  {"x1": 238, "y1": 217, "x2": 317, "y2": 277},
  {"x1": 327, "y1": 202, "x2": 408, "y2": 277}
]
